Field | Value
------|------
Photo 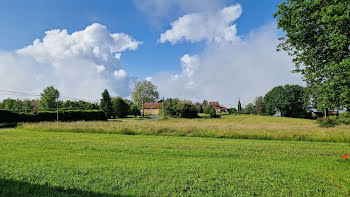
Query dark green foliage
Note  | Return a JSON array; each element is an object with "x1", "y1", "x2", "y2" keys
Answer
[
  {"x1": 0, "y1": 110, "x2": 106, "y2": 123},
  {"x1": 40, "y1": 86, "x2": 60, "y2": 110},
  {"x1": 161, "y1": 98, "x2": 180, "y2": 117},
  {"x1": 317, "y1": 116, "x2": 339, "y2": 128},
  {"x1": 100, "y1": 89, "x2": 113, "y2": 118},
  {"x1": 337, "y1": 112, "x2": 350, "y2": 125},
  {"x1": 176, "y1": 103, "x2": 199, "y2": 118},
  {"x1": 238, "y1": 100, "x2": 242, "y2": 112},
  {"x1": 229, "y1": 108, "x2": 237, "y2": 114},
  {"x1": 112, "y1": 97, "x2": 130, "y2": 118},
  {"x1": 274, "y1": 0, "x2": 350, "y2": 111},
  {"x1": 63, "y1": 100, "x2": 99, "y2": 110},
  {"x1": 129, "y1": 104, "x2": 141, "y2": 116},
  {"x1": 264, "y1": 85, "x2": 310, "y2": 118}
]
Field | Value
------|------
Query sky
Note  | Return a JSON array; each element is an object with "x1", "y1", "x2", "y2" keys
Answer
[{"x1": 0, "y1": 0, "x2": 303, "y2": 107}]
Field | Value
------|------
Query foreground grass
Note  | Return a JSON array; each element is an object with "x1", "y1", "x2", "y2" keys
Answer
[
  {"x1": 18, "y1": 115, "x2": 350, "y2": 143},
  {"x1": 1, "y1": 129, "x2": 350, "y2": 196}
]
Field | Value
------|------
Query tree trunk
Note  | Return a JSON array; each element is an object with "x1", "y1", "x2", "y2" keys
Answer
[{"x1": 142, "y1": 98, "x2": 144, "y2": 117}]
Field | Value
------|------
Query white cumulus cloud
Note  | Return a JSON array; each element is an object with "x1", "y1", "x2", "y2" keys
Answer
[
  {"x1": 0, "y1": 23, "x2": 141, "y2": 100},
  {"x1": 159, "y1": 5, "x2": 242, "y2": 44},
  {"x1": 153, "y1": 6, "x2": 304, "y2": 107}
]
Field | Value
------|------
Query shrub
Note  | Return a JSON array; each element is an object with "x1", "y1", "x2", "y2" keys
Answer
[
  {"x1": 317, "y1": 116, "x2": 339, "y2": 128},
  {"x1": 203, "y1": 106, "x2": 213, "y2": 114},
  {"x1": 337, "y1": 112, "x2": 350, "y2": 125},
  {"x1": 206, "y1": 107, "x2": 217, "y2": 118},
  {"x1": 176, "y1": 103, "x2": 199, "y2": 118},
  {"x1": 112, "y1": 97, "x2": 129, "y2": 118}
]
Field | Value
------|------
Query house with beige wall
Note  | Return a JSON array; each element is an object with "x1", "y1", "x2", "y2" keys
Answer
[{"x1": 142, "y1": 103, "x2": 160, "y2": 116}]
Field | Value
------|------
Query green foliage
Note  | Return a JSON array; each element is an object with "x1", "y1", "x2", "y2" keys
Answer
[
  {"x1": 229, "y1": 108, "x2": 237, "y2": 114},
  {"x1": 337, "y1": 112, "x2": 350, "y2": 125},
  {"x1": 238, "y1": 100, "x2": 242, "y2": 112},
  {"x1": 175, "y1": 103, "x2": 199, "y2": 118},
  {"x1": 203, "y1": 106, "x2": 212, "y2": 114},
  {"x1": 23, "y1": 100, "x2": 34, "y2": 113},
  {"x1": 132, "y1": 80, "x2": 159, "y2": 108},
  {"x1": 264, "y1": 85, "x2": 310, "y2": 118},
  {"x1": 40, "y1": 86, "x2": 60, "y2": 110},
  {"x1": 317, "y1": 116, "x2": 339, "y2": 128},
  {"x1": 63, "y1": 100, "x2": 99, "y2": 110},
  {"x1": 244, "y1": 103, "x2": 256, "y2": 114},
  {"x1": 0, "y1": 109, "x2": 106, "y2": 122},
  {"x1": 129, "y1": 104, "x2": 141, "y2": 116},
  {"x1": 161, "y1": 98, "x2": 180, "y2": 116},
  {"x1": 208, "y1": 107, "x2": 217, "y2": 118},
  {"x1": 100, "y1": 89, "x2": 113, "y2": 118},
  {"x1": 274, "y1": 0, "x2": 350, "y2": 110},
  {"x1": 112, "y1": 97, "x2": 130, "y2": 118},
  {"x1": 254, "y1": 96, "x2": 265, "y2": 114}
]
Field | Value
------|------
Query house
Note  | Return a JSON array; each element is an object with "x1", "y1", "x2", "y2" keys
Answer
[
  {"x1": 142, "y1": 103, "x2": 160, "y2": 116},
  {"x1": 208, "y1": 101, "x2": 228, "y2": 113}
]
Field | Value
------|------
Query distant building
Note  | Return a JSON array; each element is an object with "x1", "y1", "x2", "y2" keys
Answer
[
  {"x1": 142, "y1": 103, "x2": 160, "y2": 116},
  {"x1": 208, "y1": 101, "x2": 228, "y2": 113}
]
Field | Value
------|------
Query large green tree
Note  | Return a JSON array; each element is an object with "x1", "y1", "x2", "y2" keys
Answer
[
  {"x1": 132, "y1": 80, "x2": 159, "y2": 116},
  {"x1": 112, "y1": 97, "x2": 130, "y2": 118},
  {"x1": 264, "y1": 85, "x2": 310, "y2": 118},
  {"x1": 100, "y1": 89, "x2": 113, "y2": 118},
  {"x1": 39, "y1": 86, "x2": 60, "y2": 110},
  {"x1": 274, "y1": 0, "x2": 350, "y2": 111}
]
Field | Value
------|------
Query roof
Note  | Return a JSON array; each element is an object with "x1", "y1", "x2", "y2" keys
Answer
[
  {"x1": 143, "y1": 103, "x2": 160, "y2": 109},
  {"x1": 208, "y1": 101, "x2": 220, "y2": 107}
]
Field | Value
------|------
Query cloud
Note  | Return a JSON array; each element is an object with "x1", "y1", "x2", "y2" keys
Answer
[
  {"x1": 133, "y1": 0, "x2": 228, "y2": 28},
  {"x1": 159, "y1": 5, "x2": 242, "y2": 44},
  {"x1": 0, "y1": 23, "x2": 141, "y2": 101},
  {"x1": 153, "y1": 6, "x2": 303, "y2": 107}
]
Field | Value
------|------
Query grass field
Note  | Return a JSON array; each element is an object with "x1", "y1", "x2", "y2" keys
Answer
[
  {"x1": 18, "y1": 115, "x2": 350, "y2": 143},
  {"x1": 0, "y1": 128, "x2": 350, "y2": 196}
]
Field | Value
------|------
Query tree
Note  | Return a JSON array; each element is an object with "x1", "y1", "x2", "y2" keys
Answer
[
  {"x1": 23, "y1": 100, "x2": 34, "y2": 113},
  {"x1": 112, "y1": 97, "x2": 130, "y2": 118},
  {"x1": 208, "y1": 107, "x2": 217, "y2": 118},
  {"x1": 100, "y1": 89, "x2": 113, "y2": 118},
  {"x1": 40, "y1": 86, "x2": 60, "y2": 110},
  {"x1": 229, "y1": 108, "x2": 237, "y2": 114},
  {"x1": 238, "y1": 100, "x2": 242, "y2": 112},
  {"x1": 203, "y1": 106, "x2": 213, "y2": 114},
  {"x1": 264, "y1": 85, "x2": 310, "y2": 118},
  {"x1": 274, "y1": 0, "x2": 350, "y2": 112},
  {"x1": 254, "y1": 96, "x2": 265, "y2": 115},
  {"x1": 132, "y1": 80, "x2": 159, "y2": 116},
  {"x1": 244, "y1": 103, "x2": 256, "y2": 114}
]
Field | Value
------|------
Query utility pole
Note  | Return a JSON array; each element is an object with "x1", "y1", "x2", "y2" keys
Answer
[
  {"x1": 142, "y1": 97, "x2": 144, "y2": 117},
  {"x1": 56, "y1": 96, "x2": 59, "y2": 122},
  {"x1": 162, "y1": 97, "x2": 165, "y2": 117}
]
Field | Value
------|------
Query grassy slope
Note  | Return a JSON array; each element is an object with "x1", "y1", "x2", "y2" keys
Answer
[
  {"x1": 0, "y1": 129, "x2": 350, "y2": 196},
  {"x1": 18, "y1": 115, "x2": 350, "y2": 143}
]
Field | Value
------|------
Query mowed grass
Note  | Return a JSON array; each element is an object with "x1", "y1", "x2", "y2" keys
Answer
[
  {"x1": 1, "y1": 129, "x2": 350, "y2": 196},
  {"x1": 18, "y1": 114, "x2": 350, "y2": 143}
]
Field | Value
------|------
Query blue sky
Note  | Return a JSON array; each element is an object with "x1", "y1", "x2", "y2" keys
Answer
[{"x1": 0, "y1": 0, "x2": 301, "y2": 106}]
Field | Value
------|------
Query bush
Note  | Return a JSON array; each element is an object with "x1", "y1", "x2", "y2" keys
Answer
[
  {"x1": 209, "y1": 107, "x2": 217, "y2": 118},
  {"x1": 203, "y1": 106, "x2": 213, "y2": 114},
  {"x1": 317, "y1": 116, "x2": 339, "y2": 128},
  {"x1": 337, "y1": 112, "x2": 350, "y2": 125},
  {"x1": 0, "y1": 110, "x2": 106, "y2": 123},
  {"x1": 112, "y1": 97, "x2": 129, "y2": 118},
  {"x1": 176, "y1": 103, "x2": 199, "y2": 118}
]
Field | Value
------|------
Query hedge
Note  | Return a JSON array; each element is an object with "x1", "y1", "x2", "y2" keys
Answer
[{"x1": 0, "y1": 110, "x2": 106, "y2": 123}]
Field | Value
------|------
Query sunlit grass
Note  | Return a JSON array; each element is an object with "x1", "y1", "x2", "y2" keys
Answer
[{"x1": 18, "y1": 114, "x2": 350, "y2": 143}]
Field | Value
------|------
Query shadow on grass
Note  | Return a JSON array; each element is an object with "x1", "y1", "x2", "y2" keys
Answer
[{"x1": 0, "y1": 178, "x2": 133, "y2": 197}]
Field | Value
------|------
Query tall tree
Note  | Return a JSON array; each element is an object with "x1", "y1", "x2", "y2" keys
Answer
[
  {"x1": 132, "y1": 80, "x2": 159, "y2": 116},
  {"x1": 264, "y1": 85, "x2": 310, "y2": 118},
  {"x1": 112, "y1": 97, "x2": 130, "y2": 118},
  {"x1": 39, "y1": 86, "x2": 60, "y2": 110},
  {"x1": 100, "y1": 89, "x2": 113, "y2": 118},
  {"x1": 244, "y1": 103, "x2": 256, "y2": 114},
  {"x1": 254, "y1": 96, "x2": 265, "y2": 115},
  {"x1": 238, "y1": 99, "x2": 242, "y2": 112},
  {"x1": 274, "y1": 0, "x2": 350, "y2": 112}
]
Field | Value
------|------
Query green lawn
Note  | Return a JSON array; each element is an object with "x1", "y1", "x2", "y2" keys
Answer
[{"x1": 1, "y1": 129, "x2": 350, "y2": 196}]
